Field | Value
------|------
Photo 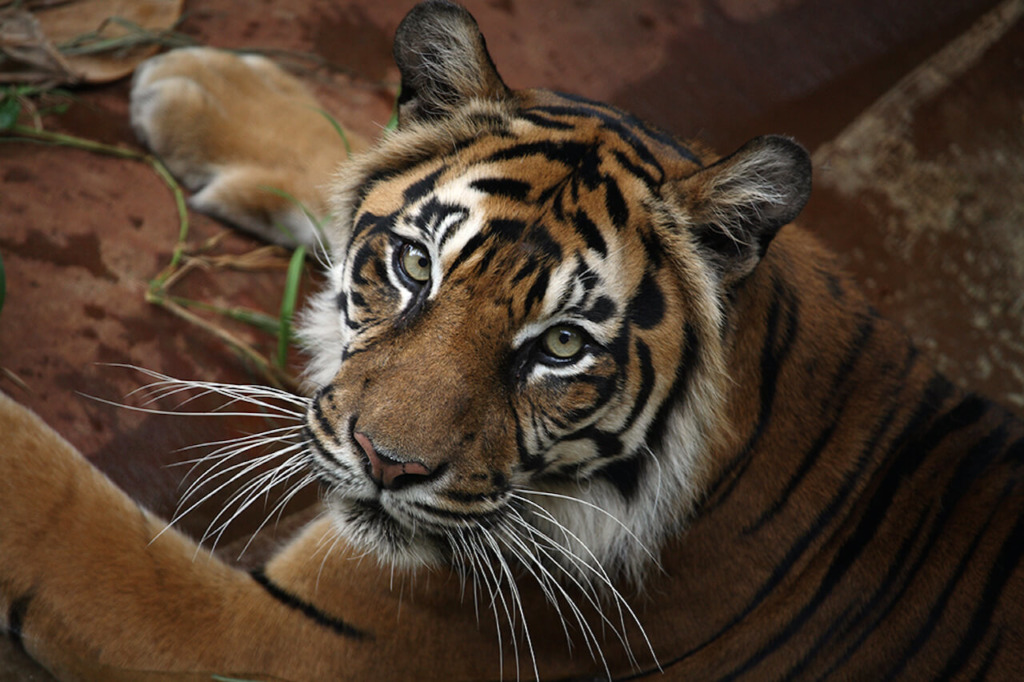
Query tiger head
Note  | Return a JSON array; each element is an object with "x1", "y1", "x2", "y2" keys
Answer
[{"x1": 301, "y1": 0, "x2": 811, "y2": 585}]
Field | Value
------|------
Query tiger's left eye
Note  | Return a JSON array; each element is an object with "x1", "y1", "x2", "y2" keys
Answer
[
  {"x1": 399, "y1": 243, "x2": 431, "y2": 283},
  {"x1": 542, "y1": 325, "x2": 585, "y2": 360}
]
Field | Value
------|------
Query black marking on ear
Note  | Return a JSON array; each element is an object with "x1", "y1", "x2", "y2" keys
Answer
[
  {"x1": 251, "y1": 569, "x2": 372, "y2": 640},
  {"x1": 6, "y1": 594, "x2": 31, "y2": 654},
  {"x1": 629, "y1": 270, "x2": 665, "y2": 329},
  {"x1": 683, "y1": 136, "x2": 812, "y2": 286}
]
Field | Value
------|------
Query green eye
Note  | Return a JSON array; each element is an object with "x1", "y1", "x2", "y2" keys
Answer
[
  {"x1": 542, "y1": 325, "x2": 585, "y2": 360},
  {"x1": 400, "y1": 243, "x2": 431, "y2": 283}
]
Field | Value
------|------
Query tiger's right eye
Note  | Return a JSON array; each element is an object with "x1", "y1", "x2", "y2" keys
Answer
[{"x1": 399, "y1": 243, "x2": 431, "y2": 284}]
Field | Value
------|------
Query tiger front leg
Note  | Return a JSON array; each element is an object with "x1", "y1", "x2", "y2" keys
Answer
[
  {"x1": 130, "y1": 47, "x2": 358, "y2": 248},
  {"x1": 0, "y1": 393, "x2": 352, "y2": 681}
]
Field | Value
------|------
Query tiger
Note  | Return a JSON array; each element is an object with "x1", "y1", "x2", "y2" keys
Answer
[{"x1": 2, "y1": 0, "x2": 1023, "y2": 680}]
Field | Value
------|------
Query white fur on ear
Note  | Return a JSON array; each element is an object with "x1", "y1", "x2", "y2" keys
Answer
[{"x1": 676, "y1": 135, "x2": 812, "y2": 285}]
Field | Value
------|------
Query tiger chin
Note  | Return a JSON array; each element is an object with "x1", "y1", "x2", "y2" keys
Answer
[{"x1": 3, "y1": 1, "x2": 1024, "y2": 681}]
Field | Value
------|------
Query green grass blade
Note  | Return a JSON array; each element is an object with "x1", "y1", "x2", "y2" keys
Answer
[
  {"x1": 276, "y1": 245, "x2": 306, "y2": 368},
  {"x1": 168, "y1": 296, "x2": 281, "y2": 336},
  {"x1": 0, "y1": 94, "x2": 21, "y2": 131},
  {"x1": 384, "y1": 86, "x2": 400, "y2": 132},
  {"x1": 311, "y1": 107, "x2": 351, "y2": 156}
]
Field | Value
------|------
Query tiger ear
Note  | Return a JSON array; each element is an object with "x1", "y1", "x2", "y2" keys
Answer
[
  {"x1": 676, "y1": 135, "x2": 812, "y2": 286},
  {"x1": 392, "y1": 0, "x2": 511, "y2": 126}
]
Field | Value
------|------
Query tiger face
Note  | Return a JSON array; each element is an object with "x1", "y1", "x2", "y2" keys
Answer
[{"x1": 300, "y1": 0, "x2": 810, "y2": 583}]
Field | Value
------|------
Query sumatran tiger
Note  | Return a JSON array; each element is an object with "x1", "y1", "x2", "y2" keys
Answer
[{"x1": 2, "y1": 1, "x2": 1023, "y2": 680}]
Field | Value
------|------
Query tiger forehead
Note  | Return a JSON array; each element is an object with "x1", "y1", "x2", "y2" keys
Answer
[
  {"x1": 353, "y1": 94, "x2": 690, "y2": 220},
  {"x1": 344, "y1": 101, "x2": 680, "y2": 318}
]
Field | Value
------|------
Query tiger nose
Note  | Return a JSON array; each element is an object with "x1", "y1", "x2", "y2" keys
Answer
[{"x1": 353, "y1": 431, "x2": 432, "y2": 490}]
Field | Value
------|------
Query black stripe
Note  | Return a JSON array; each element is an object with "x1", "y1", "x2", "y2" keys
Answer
[
  {"x1": 1004, "y1": 434, "x2": 1024, "y2": 464},
  {"x1": 527, "y1": 222, "x2": 564, "y2": 261},
  {"x1": 651, "y1": 375, "x2": 951, "y2": 680},
  {"x1": 447, "y1": 232, "x2": 488, "y2": 276},
  {"x1": 647, "y1": 322, "x2": 699, "y2": 455},
  {"x1": 517, "y1": 110, "x2": 576, "y2": 130},
  {"x1": 612, "y1": 149, "x2": 659, "y2": 189},
  {"x1": 485, "y1": 140, "x2": 591, "y2": 169},
  {"x1": 585, "y1": 295, "x2": 616, "y2": 324},
  {"x1": 967, "y1": 631, "x2": 1002, "y2": 682},
  {"x1": 597, "y1": 454, "x2": 645, "y2": 501},
  {"x1": 744, "y1": 314, "x2": 875, "y2": 533},
  {"x1": 603, "y1": 176, "x2": 629, "y2": 227},
  {"x1": 703, "y1": 277, "x2": 800, "y2": 510},
  {"x1": 622, "y1": 339, "x2": 657, "y2": 430},
  {"x1": 403, "y1": 167, "x2": 443, "y2": 204},
  {"x1": 470, "y1": 177, "x2": 532, "y2": 201},
  {"x1": 530, "y1": 99, "x2": 678, "y2": 173},
  {"x1": 489, "y1": 218, "x2": 527, "y2": 243},
  {"x1": 6, "y1": 594, "x2": 31, "y2": 654},
  {"x1": 407, "y1": 500, "x2": 505, "y2": 525},
  {"x1": 311, "y1": 399, "x2": 343, "y2": 447},
  {"x1": 465, "y1": 111, "x2": 511, "y2": 133},
  {"x1": 629, "y1": 270, "x2": 665, "y2": 329},
  {"x1": 524, "y1": 269, "x2": 550, "y2": 314},
  {"x1": 350, "y1": 242, "x2": 378, "y2": 286},
  {"x1": 792, "y1": 505, "x2": 933, "y2": 680},
  {"x1": 251, "y1": 569, "x2": 371, "y2": 640},
  {"x1": 571, "y1": 209, "x2": 608, "y2": 256},
  {"x1": 356, "y1": 136, "x2": 478, "y2": 205},
  {"x1": 542, "y1": 91, "x2": 700, "y2": 165},
  {"x1": 888, "y1": 524, "x2": 995, "y2": 677},
  {"x1": 798, "y1": 384, "x2": 992, "y2": 676},
  {"x1": 934, "y1": 491, "x2": 1024, "y2": 679}
]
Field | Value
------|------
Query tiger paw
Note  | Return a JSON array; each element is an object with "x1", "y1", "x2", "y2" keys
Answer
[{"x1": 130, "y1": 47, "x2": 350, "y2": 248}]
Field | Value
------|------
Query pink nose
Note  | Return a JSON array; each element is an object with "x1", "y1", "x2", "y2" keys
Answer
[{"x1": 353, "y1": 431, "x2": 432, "y2": 489}]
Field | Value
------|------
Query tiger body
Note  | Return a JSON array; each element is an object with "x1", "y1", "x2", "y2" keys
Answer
[{"x1": 2, "y1": 1, "x2": 1023, "y2": 680}]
